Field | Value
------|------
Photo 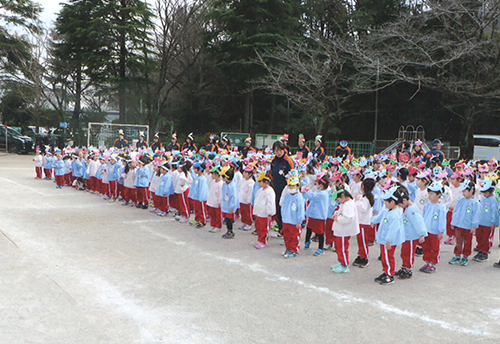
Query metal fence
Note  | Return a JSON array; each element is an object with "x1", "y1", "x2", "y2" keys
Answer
[{"x1": 305, "y1": 141, "x2": 374, "y2": 157}]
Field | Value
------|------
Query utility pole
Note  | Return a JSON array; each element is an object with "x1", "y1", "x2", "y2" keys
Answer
[{"x1": 373, "y1": 59, "x2": 380, "y2": 154}]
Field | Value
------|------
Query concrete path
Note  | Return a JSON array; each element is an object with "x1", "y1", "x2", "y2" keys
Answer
[{"x1": 0, "y1": 154, "x2": 499, "y2": 343}]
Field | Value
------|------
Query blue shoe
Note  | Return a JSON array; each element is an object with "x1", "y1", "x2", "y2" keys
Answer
[
  {"x1": 284, "y1": 251, "x2": 298, "y2": 259},
  {"x1": 331, "y1": 262, "x2": 342, "y2": 271},
  {"x1": 304, "y1": 241, "x2": 310, "y2": 250},
  {"x1": 313, "y1": 249, "x2": 324, "y2": 256}
]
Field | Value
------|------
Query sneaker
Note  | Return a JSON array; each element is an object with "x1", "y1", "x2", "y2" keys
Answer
[
  {"x1": 358, "y1": 258, "x2": 369, "y2": 268},
  {"x1": 473, "y1": 252, "x2": 488, "y2": 262},
  {"x1": 352, "y1": 256, "x2": 362, "y2": 267},
  {"x1": 189, "y1": 220, "x2": 199, "y2": 226},
  {"x1": 284, "y1": 251, "x2": 298, "y2": 259},
  {"x1": 251, "y1": 230, "x2": 257, "y2": 235},
  {"x1": 103, "y1": 196, "x2": 111, "y2": 200},
  {"x1": 460, "y1": 257, "x2": 469, "y2": 266},
  {"x1": 130, "y1": 203, "x2": 136, "y2": 207},
  {"x1": 419, "y1": 263, "x2": 430, "y2": 272},
  {"x1": 395, "y1": 268, "x2": 404, "y2": 276},
  {"x1": 222, "y1": 232, "x2": 235, "y2": 239},
  {"x1": 379, "y1": 275, "x2": 395, "y2": 285},
  {"x1": 473, "y1": 247, "x2": 479, "y2": 252},
  {"x1": 368, "y1": 240, "x2": 374, "y2": 247},
  {"x1": 254, "y1": 242, "x2": 266, "y2": 249},
  {"x1": 304, "y1": 241, "x2": 310, "y2": 250},
  {"x1": 271, "y1": 224, "x2": 279, "y2": 232},
  {"x1": 175, "y1": 216, "x2": 181, "y2": 221},
  {"x1": 149, "y1": 208, "x2": 158, "y2": 213},
  {"x1": 421, "y1": 263, "x2": 436, "y2": 273},
  {"x1": 332, "y1": 264, "x2": 350, "y2": 273},
  {"x1": 209, "y1": 227, "x2": 220, "y2": 233},
  {"x1": 398, "y1": 268, "x2": 412, "y2": 280},
  {"x1": 493, "y1": 261, "x2": 500, "y2": 268},
  {"x1": 415, "y1": 247, "x2": 423, "y2": 257},
  {"x1": 179, "y1": 217, "x2": 189, "y2": 223},
  {"x1": 331, "y1": 262, "x2": 342, "y2": 271},
  {"x1": 135, "y1": 203, "x2": 143, "y2": 208},
  {"x1": 374, "y1": 273, "x2": 387, "y2": 282},
  {"x1": 323, "y1": 244, "x2": 333, "y2": 251},
  {"x1": 196, "y1": 223, "x2": 206, "y2": 228},
  {"x1": 157, "y1": 211, "x2": 168, "y2": 217},
  {"x1": 238, "y1": 224, "x2": 246, "y2": 230},
  {"x1": 142, "y1": 204, "x2": 148, "y2": 209},
  {"x1": 121, "y1": 202, "x2": 128, "y2": 206},
  {"x1": 242, "y1": 224, "x2": 252, "y2": 231},
  {"x1": 311, "y1": 235, "x2": 318, "y2": 242},
  {"x1": 449, "y1": 256, "x2": 461, "y2": 265},
  {"x1": 313, "y1": 249, "x2": 324, "y2": 256},
  {"x1": 444, "y1": 237, "x2": 456, "y2": 245}
]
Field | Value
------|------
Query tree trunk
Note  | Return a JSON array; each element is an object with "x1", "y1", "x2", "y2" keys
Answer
[
  {"x1": 72, "y1": 64, "x2": 82, "y2": 146},
  {"x1": 118, "y1": 5, "x2": 127, "y2": 123},
  {"x1": 243, "y1": 92, "x2": 250, "y2": 133},
  {"x1": 269, "y1": 94, "x2": 275, "y2": 133},
  {"x1": 459, "y1": 105, "x2": 475, "y2": 159}
]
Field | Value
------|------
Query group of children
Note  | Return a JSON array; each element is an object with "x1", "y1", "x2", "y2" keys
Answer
[{"x1": 32, "y1": 141, "x2": 500, "y2": 286}]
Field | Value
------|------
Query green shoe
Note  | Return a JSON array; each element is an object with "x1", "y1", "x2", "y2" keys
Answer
[
  {"x1": 460, "y1": 257, "x2": 469, "y2": 266},
  {"x1": 271, "y1": 224, "x2": 279, "y2": 232},
  {"x1": 331, "y1": 262, "x2": 342, "y2": 271},
  {"x1": 332, "y1": 264, "x2": 350, "y2": 274},
  {"x1": 189, "y1": 220, "x2": 199, "y2": 226},
  {"x1": 449, "y1": 256, "x2": 461, "y2": 265},
  {"x1": 222, "y1": 232, "x2": 235, "y2": 239}
]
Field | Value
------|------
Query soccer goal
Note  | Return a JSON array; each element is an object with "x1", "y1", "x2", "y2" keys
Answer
[{"x1": 87, "y1": 122, "x2": 149, "y2": 148}]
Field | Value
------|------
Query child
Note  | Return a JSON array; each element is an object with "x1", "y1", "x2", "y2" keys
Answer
[
  {"x1": 121, "y1": 160, "x2": 137, "y2": 206},
  {"x1": 449, "y1": 179, "x2": 479, "y2": 266},
  {"x1": 43, "y1": 151, "x2": 53, "y2": 180},
  {"x1": 444, "y1": 171, "x2": 464, "y2": 245},
  {"x1": 396, "y1": 186, "x2": 427, "y2": 279},
  {"x1": 149, "y1": 165, "x2": 162, "y2": 213},
  {"x1": 107, "y1": 155, "x2": 120, "y2": 202},
  {"x1": 280, "y1": 169, "x2": 305, "y2": 258},
  {"x1": 415, "y1": 170, "x2": 431, "y2": 212},
  {"x1": 189, "y1": 162, "x2": 209, "y2": 228},
  {"x1": 473, "y1": 179, "x2": 498, "y2": 262},
  {"x1": 253, "y1": 171, "x2": 276, "y2": 249},
  {"x1": 33, "y1": 148, "x2": 43, "y2": 179},
  {"x1": 220, "y1": 166, "x2": 240, "y2": 239},
  {"x1": 238, "y1": 165, "x2": 255, "y2": 231},
  {"x1": 349, "y1": 168, "x2": 362, "y2": 199},
  {"x1": 331, "y1": 188, "x2": 360, "y2": 273},
  {"x1": 207, "y1": 165, "x2": 223, "y2": 233},
  {"x1": 420, "y1": 181, "x2": 447, "y2": 273},
  {"x1": 53, "y1": 152, "x2": 66, "y2": 188},
  {"x1": 174, "y1": 160, "x2": 193, "y2": 222},
  {"x1": 88, "y1": 153, "x2": 101, "y2": 193},
  {"x1": 155, "y1": 162, "x2": 174, "y2": 216},
  {"x1": 353, "y1": 178, "x2": 375, "y2": 268},
  {"x1": 371, "y1": 186, "x2": 405, "y2": 285},
  {"x1": 169, "y1": 162, "x2": 179, "y2": 214},
  {"x1": 303, "y1": 174, "x2": 330, "y2": 256},
  {"x1": 134, "y1": 156, "x2": 151, "y2": 209}
]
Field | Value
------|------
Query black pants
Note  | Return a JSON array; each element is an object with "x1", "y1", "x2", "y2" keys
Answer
[{"x1": 305, "y1": 227, "x2": 324, "y2": 250}]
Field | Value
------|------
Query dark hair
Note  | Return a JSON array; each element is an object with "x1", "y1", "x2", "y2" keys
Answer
[
  {"x1": 398, "y1": 168, "x2": 409, "y2": 181},
  {"x1": 317, "y1": 175, "x2": 330, "y2": 189},
  {"x1": 182, "y1": 160, "x2": 192, "y2": 177},
  {"x1": 272, "y1": 140, "x2": 285, "y2": 151},
  {"x1": 337, "y1": 187, "x2": 353, "y2": 200},
  {"x1": 306, "y1": 163, "x2": 316, "y2": 175},
  {"x1": 362, "y1": 178, "x2": 375, "y2": 207},
  {"x1": 398, "y1": 185, "x2": 410, "y2": 201},
  {"x1": 224, "y1": 168, "x2": 235, "y2": 181}
]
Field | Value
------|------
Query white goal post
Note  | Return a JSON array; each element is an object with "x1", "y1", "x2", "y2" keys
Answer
[{"x1": 87, "y1": 122, "x2": 149, "y2": 148}]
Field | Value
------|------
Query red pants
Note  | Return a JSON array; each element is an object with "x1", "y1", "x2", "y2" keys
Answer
[
  {"x1": 109, "y1": 180, "x2": 118, "y2": 198},
  {"x1": 240, "y1": 203, "x2": 253, "y2": 226},
  {"x1": 307, "y1": 217, "x2": 325, "y2": 235},
  {"x1": 193, "y1": 200, "x2": 207, "y2": 224},
  {"x1": 255, "y1": 216, "x2": 271, "y2": 245},
  {"x1": 401, "y1": 239, "x2": 419, "y2": 268},
  {"x1": 283, "y1": 223, "x2": 302, "y2": 253},
  {"x1": 222, "y1": 212, "x2": 235, "y2": 221},
  {"x1": 357, "y1": 224, "x2": 371, "y2": 259},
  {"x1": 123, "y1": 187, "x2": 137, "y2": 204},
  {"x1": 35, "y1": 167, "x2": 42, "y2": 179},
  {"x1": 118, "y1": 183, "x2": 124, "y2": 198},
  {"x1": 96, "y1": 179, "x2": 102, "y2": 193},
  {"x1": 454, "y1": 227, "x2": 473, "y2": 257},
  {"x1": 476, "y1": 225, "x2": 493, "y2": 253},
  {"x1": 380, "y1": 244, "x2": 397, "y2": 277},
  {"x1": 176, "y1": 190, "x2": 190, "y2": 217},
  {"x1": 152, "y1": 193, "x2": 160, "y2": 208},
  {"x1": 367, "y1": 223, "x2": 377, "y2": 242},
  {"x1": 55, "y1": 175, "x2": 64, "y2": 187},
  {"x1": 157, "y1": 196, "x2": 169, "y2": 212},
  {"x1": 136, "y1": 187, "x2": 149, "y2": 204},
  {"x1": 446, "y1": 211, "x2": 454, "y2": 237},
  {"x1": 65, "y1": 173, "x2": 71, "y2": 186},
  {"x1": 87, "y1": 176, "x2": 96, "y2": 191},
  {"x1": 208, "y1": 206, "x2": 222, "y2": 228},
  {"x1": 169, "y1": 194, "x2": 178, "y2": 211},
  {"x1": 103, "y1": 183, "x2": 110, "y2": 197},
  {"x1": 422, "y1": 233, "x2": 441, "y2": 264},
  {"x1": 43, "y1": 168, "x2": 52, "y2": 179},
  {"x1": 325, "y1": 218, "x2": 335, "y2": 246},
  {"x1": 335, "y1": 236, "x2": 350, "y2": 266}
]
